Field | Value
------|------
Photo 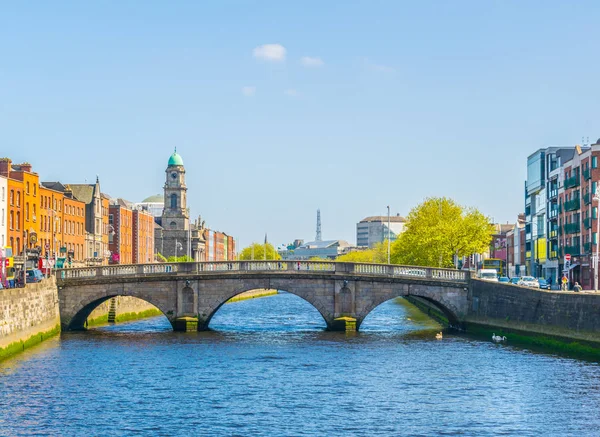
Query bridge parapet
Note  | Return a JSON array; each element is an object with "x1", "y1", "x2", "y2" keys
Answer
[{"x1": 56, "y1": 261, "x2": 470, "y2": 284}]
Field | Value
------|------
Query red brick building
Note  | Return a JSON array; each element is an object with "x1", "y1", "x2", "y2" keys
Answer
[
  {"x1": 108, "y1": 202, "x2": 133, "y2": 265},
  {"x1": 133, "y1": 209, "x2": 154, "y2": 264}
]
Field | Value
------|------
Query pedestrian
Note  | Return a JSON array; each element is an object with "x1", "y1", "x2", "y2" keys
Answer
[
  {"x1": 547, "y1": 277, "x2": 553, "y2": 288},
  {"x1": 561, "y1": 274, "x2": 568, "y2": 291},
  {"x1": 573, "y1": 282, "x2": 582, "y2": 292},
  {"x1": 297, "y1": 261, "x2": 301, "y2": 271}
]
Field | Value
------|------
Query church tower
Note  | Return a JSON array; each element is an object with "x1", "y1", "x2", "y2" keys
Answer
[{"x1": 162, "y1": 148, "x2": 189, "y2": 231}]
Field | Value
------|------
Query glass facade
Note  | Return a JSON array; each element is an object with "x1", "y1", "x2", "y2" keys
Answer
[{"x1": 527, "y1": 151, "x2": 545, "y2": 194}]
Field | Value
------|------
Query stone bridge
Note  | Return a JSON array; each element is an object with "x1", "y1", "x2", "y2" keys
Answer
[{"x1": 56, "y1": 261, "x2": 472, "y2": 331}]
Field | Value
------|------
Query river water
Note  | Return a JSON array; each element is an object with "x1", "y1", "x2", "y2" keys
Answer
[{"x1": 1, "y1": 292, "x2": 600, "y2": 436}]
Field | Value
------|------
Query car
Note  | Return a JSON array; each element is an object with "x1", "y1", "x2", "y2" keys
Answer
[
  {"x1": 26, "y1": 269, "x2": 44, "y2": 283},
  {"x1": 518, "y1": 276, "x2": 539, "y2": 288},
  {"x1": 510, "y1": 277, "x2": 520, "y2": 285},
  {"x1": 538, "y1": 278, "x2": 551, "y2": 290},
  {"x1": 498, "y1": 277, "x2": 510, "y2": 283},
  {"x1": 477, "y1": 269, "x2": 499, "y2": 282}
]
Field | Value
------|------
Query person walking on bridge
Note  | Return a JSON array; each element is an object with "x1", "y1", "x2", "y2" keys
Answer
[{"x1": 561, "y1": 274, "x2": 568, "y2": 291}]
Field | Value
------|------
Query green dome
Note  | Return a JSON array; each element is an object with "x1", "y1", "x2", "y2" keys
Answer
[
  {"x1": 168, "y1": 150, "x2": 184, "y2": 166},
  {"x1": 141, "y1": 194, "x2": 163, "y2": 203}
]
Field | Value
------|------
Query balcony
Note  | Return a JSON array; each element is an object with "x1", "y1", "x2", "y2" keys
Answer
[
  {"x1": 550, "y1": 250, "x2": 558, "y2": 259},
  {"x1": 548, "y1": 189, "x2": 558, "y2": 200},
  {"x1": 564, "y1": 174, "x2": 580, "y2": 189},
  {"x1": 564, "y1": 197, "x2": 581, "y2": 212},
  {"x1": 585, "y1": 243, "x2": 592, "y2": 254},
  {"x1": 564, "y1": 223, "x2": 581, "y2": 234},
  {"x1": 564, "y1": 245, "x2": 581, "y2": 256},
  {"x1": 584, "y1": 193, "x2": 592, "y2": 205},
  {"x1": 585, "y1": 217, "x2": 592, "y2": 229},
  {"x1": 548, "y1": 228, "x2": 559, "y2": 238},
  {"x1": 584, "y1": 168, "x2": 591, "y2": 180},
  {"x1": 548, "y1": 208, "x2": 559, "y2": 219}
]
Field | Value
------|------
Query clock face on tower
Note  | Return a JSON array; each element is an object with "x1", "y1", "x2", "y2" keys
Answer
[{"x1": 171, "y1": 172, "x2": 178, "y2": 179}]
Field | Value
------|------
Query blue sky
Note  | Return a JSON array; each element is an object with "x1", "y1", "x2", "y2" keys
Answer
[{"x1": 1, "y1": 1, "x2": 599, "y2": 248}]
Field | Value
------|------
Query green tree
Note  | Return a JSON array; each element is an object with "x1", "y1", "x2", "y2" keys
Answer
[
  {"x1": 238, "y1": 242, "x2": 281, "y2": 260},
  {"x1": 391, "y1": 197, "x2": 494, "y2": 268},
  {"x1": 336, "y1": 241, "x2": 389, "y2": 263}
]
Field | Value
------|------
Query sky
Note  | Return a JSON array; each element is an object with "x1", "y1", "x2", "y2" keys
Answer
[{"x1": 1, "y1": 1, "x2": 600, "y2": 249}]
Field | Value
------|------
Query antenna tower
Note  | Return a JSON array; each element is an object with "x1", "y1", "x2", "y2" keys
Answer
[{"x1": 316, "y1": 209, "x2": 322, "y2": 242}]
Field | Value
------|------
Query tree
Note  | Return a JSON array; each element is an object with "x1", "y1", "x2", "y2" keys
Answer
[
  {"x1": 391, "y1": 197, "x2": 494, "y2": 268},
  {"x1": 238, "y1": 242, "x2": 281, "y2": 260},
  {"x1": 166, "y1": 255, "x2": 194, "y2": 262},
  {"x1": 336, "y1": 241, "x2": 389, "y2": 263}
]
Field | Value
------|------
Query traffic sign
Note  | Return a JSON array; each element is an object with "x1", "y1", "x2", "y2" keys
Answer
[{"x1": 565, "y1": 254, "x2": 571, "y2": 262}]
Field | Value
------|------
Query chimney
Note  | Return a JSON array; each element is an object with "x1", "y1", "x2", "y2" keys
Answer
[
  {"x1": 19, "y1": 162, "x2": 32, "y2": 173},
  {"x1": 0, "y1": 158, "x2": 11, "y2": 177}
]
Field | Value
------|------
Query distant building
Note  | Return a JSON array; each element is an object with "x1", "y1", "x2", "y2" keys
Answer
[
  {"x1": 288, "y1": 240, "x2": 353, "y2": 260},
  {"x1": 357, "y1": 215, "x2": 406, "y2": 248},
  {"x1": 109, "y1": 200, "x2": 134, "y2": 265},
  {"x1": 0, "y1": 175, "x2": 7, "y2": 250},
  {"x1": 136, "y1": 194, "x2": 163, "y2": 219},
  {"x1": 133, "y1": 209, "x2": 154, "y2": 264},
  {"x1": 203, "y1": 229, "x2": 236, "y2": 261}
]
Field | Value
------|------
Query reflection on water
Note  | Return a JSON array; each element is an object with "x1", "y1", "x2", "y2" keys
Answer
[{"x1": 1, "y1": 293, "x2": 599, "y2": 436}]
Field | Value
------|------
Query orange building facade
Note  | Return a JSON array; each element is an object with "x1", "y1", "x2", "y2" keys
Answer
[
  {"x1": 133, "y1": 209, "x2": 154, "y2": 264},
  {"x1": 108, "y1": 204, "x2": 133, "y2": 264},
  {"x1": 38, "y1": 184, "x2": 63, "y2": 258},
  {"x1": 62, "y1": 195, "x2": 86, "y2": 264}
]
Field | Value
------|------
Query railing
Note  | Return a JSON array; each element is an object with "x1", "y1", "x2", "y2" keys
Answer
[
  {"x1": 564, "y1": 198, "x2": 581, "y2": 212},
  {"x1": 564, "y1": 245, "x2": 581, "y2": 256},
  {"x1": 584, "y1": 193, "x2": 592, "y2": 205},
  {"x1": 584, "y1": 168, "x2": 591, "y2": 180},
  {"x1": 548, "y1": 228, "x2": 558, "y2": 238},
  {"x1": 564, "y1": 174, "x2": 580, "y2": 189},
  {"x1": 55, "y1": 261, "x2": 470, "y2": 283},
  {"x1": 563, "y1": 222, "x2": 581, "y2": 234},
  {"x1": 584, "y1": 217, "x2": 592, "y2": 229},
  {"x1": 584, "y1": 243, "x2": 592, "y2": 254}
]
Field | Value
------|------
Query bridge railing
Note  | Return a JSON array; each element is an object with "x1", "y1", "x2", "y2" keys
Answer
[{"x1": 56, "y1": 261, "x2": 469, "y2": 283}]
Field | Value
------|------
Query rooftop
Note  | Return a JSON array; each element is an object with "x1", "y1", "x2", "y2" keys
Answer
[
  {"x1": 141, "y1": 194, "x2": 164, "y2": 203},
  {"x1": 360, "y1": 215, "x2": 406, "y2": 223}
]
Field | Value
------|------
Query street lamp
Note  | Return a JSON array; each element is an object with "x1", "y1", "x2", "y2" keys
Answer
[
  {"x1": 387, "y1": 206, "x2": 391, "y2": 264},
  {"x1": 594, "y1": 185, "x2": 600, "y2": 292}
]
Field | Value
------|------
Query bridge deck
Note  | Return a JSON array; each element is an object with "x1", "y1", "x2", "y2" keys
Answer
[{"x1": 56, "y1": 261, "x2": 470, "y2": 284}]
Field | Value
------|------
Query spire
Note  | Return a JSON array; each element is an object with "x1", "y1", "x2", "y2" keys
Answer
[
  {"x1": 316, "y1": 209, "x2": 322, "y2": 242},
  {"x1": 96, "y1": 175, "x2": 99, "y2": 184},
  {"x1": 264, "y1": 233, "x2": 268, "y2": 244}
]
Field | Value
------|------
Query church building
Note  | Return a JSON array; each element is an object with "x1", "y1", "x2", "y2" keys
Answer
[{"x1": 154, "y1": 150, "x2": 206, "y2": 260}]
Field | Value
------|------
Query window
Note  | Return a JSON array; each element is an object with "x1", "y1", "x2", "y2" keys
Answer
[
  {"x1": 16, "y1": 212, "x2": 20, "y2": 230},
  {"x1": 33, "y1": 184, "x2": 36, "y2": 196},
  {"x1": 1, "y1": 186, "x2": 4, "y2": 201},
  {"x1": 26, "y1": 182, "x2": 30, "y2": 194},
  {"x1": 594, "y1": 207, "x2": 598, "y2": 220},
  {"x1": 16, "y1": 192, "x2": 20, "y2": 207},
  {"x1": 594, "y1": 156, "x2": 598, "y2": 169},
  {"x1": 1, "y1": 208, "x2": 3, "y2": 226},
  {"x1": 170, "y1": 194, "x2": 177, "y2": 209},
  {"x1": 25, "y1": 203, "x2": 29, "y2": 221},
  {"x1": 9, "y1": 190, "x2": 13, "y2": 205},
  {"x1": 33, "y1": 204, "x2": 36, "y2": 221},
  {"x1": 9, "y1": 211, "x2": 13, "y2": 230}
]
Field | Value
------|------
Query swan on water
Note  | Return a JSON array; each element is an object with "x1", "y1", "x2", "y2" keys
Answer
[
  {"x1": 492, "y1": 334, "x2": 507, "y2": 342},
  {"x1": 435, "y1": 332, "x2": 443, "y2": 340}
]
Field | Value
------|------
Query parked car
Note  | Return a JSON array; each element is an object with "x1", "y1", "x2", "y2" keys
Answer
[
  {"x1": 498, "y1": 277, "x2": 510, "y2": 283},
  {"x1": 518, "y1": 276, "x2": 539, "y2": 288},
  {"x1": 26, "y1": 269, "x2": 44, "y2": 283},
  {"x1": 510, "y1": 277, "x2": 520, "y2": 285},
  {"x1": 537, "y1": 278, "x2": 551, "y2": 290}
]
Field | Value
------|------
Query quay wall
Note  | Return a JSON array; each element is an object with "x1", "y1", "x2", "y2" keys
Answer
[
  {"x1": 86, "y1": 296, "x2": 162, "y2": 327},
  {"x1": 467, "y1": 279, "x2": 600, "y2": 344},
  {"x1": 0, "y1": 278, "x2": 61, "y2": 360}
]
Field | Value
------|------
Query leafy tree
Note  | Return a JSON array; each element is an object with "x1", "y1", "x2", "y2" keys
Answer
[
  {"x1": 155, "y1": 253, "x2": 167, "y2": 263},
  {"x1": 391, "y1": 197, "x2": 494, "y2": 268},
  {"x1": 337, "y1": 241, "x2": 389, "y2": 263},
  {"x1": 238, "y1": 242, "x2": 281, "y2": 260}
]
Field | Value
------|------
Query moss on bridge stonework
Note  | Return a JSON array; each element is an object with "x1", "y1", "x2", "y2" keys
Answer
[
  {"x1": 226, "y1": 289, "x2": 279, "y2": 303},
  {"x1": 0, "y1": 324, "x2": 61, "y2": 361},
  {"x1": 86, "y1": 308, "x2": 164, "y2": 327}
]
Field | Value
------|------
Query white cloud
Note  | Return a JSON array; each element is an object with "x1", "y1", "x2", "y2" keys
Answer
[
  {"x1": 284, "y1": 89, "x2": 299, "y2": 97},
  {"x1": 363, "y1": 58, "x2": 395, "y2": 73},
  {"x1": 242, "y1": 86, "x2": 256, "y2": 97},
  {"x1": 300, "y1": 56, "x2": 324, "y2": 67},
  {"x1": 253, "y1": 44, "x2": 286, "y2": 62}
]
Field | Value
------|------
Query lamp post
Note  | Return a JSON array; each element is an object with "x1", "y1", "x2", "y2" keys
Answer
[
  {"x1": 387, "y1": 205, "x2": 391, "y2": 264},
  {"x1": 594, "y1": 185, "x2": 600, "y2": 292}
]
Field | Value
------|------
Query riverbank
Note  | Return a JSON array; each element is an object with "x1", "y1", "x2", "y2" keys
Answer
[
  {"x1": 0, "y1": 278, "x2": 61, "y2": 361},
  {"x1": 227, "y1": 289, "x2": 279, "y2": 303},
  {"x1": 405, "y1": 295, "x2": 600, "y2": 360}
]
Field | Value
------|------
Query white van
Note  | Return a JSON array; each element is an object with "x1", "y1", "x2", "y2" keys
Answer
[{"x1": 477, "y1": 269, "x2": 499, "y2": 282}]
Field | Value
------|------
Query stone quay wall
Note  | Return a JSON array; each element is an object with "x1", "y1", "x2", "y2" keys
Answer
[
  {"x1": 87, "y1": 296, "x2": 162, "y2": 327},
  {"x1": 467, "y1": 279, "x2": 600, "y2": 344},
  {"x1": 0, "y1": 277, "x2": 61, "y2": 360}
]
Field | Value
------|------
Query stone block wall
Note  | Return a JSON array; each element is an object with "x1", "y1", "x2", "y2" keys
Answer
[
  {"x1": 87, "y1": 296, "x2": 162, "y2": 326},
  {"x1": 468, "y1": 279, "x2": 600, "y2": 343},
  {"x1": 0, "y1": 277, "x2": 61, "y2": 359}
]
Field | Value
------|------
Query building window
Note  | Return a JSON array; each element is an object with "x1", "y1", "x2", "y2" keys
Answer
[
  {"x1": 33, "y1": 184, "x2": 36, "y2": 196},
  {"x1": 170, "y1": 194, "x2": 177, "y2": 209},
  {"x1": 16, "y1": 212, "x2": 20, "y2": 230},
  {"x1": 9, "y1": 190, "x2": 13, "y2": 205},
  {"x1": 594, "y1": 156, "x2": 598, "y2": 169},
  {"x1": 26, "y1": 182, "x2": 30, "y2": 194},
  {"x1": 9, "y1": 211, "x2": 13, "y2": 230},
  {"x1": 594, "y1": 207, "x2": 598, "y2": 220},
  {"x1": 33, "y1": 204, "x2": 36, "y2": 221},
  {"x1": 16, "y1": 192, "x2": 20, "y2": 207},
  {"x1": 25, "y1": 203, "x2": 29, "y2": 221}
]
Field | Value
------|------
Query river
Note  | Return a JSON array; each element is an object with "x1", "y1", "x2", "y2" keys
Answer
[{"x1": 1, "y1": 292, "x2": 600, "y2": 436}]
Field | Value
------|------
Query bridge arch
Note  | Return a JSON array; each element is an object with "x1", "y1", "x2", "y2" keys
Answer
[
  {"x1": 354, "y1": 283, "x2": 463, "y2": 330},
  {"x1": 198, "y1": 285, "x2": 332, "y2": 331},
  {"x1": 60, "y1": 283, "x2": 176, "y2": 331}
]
